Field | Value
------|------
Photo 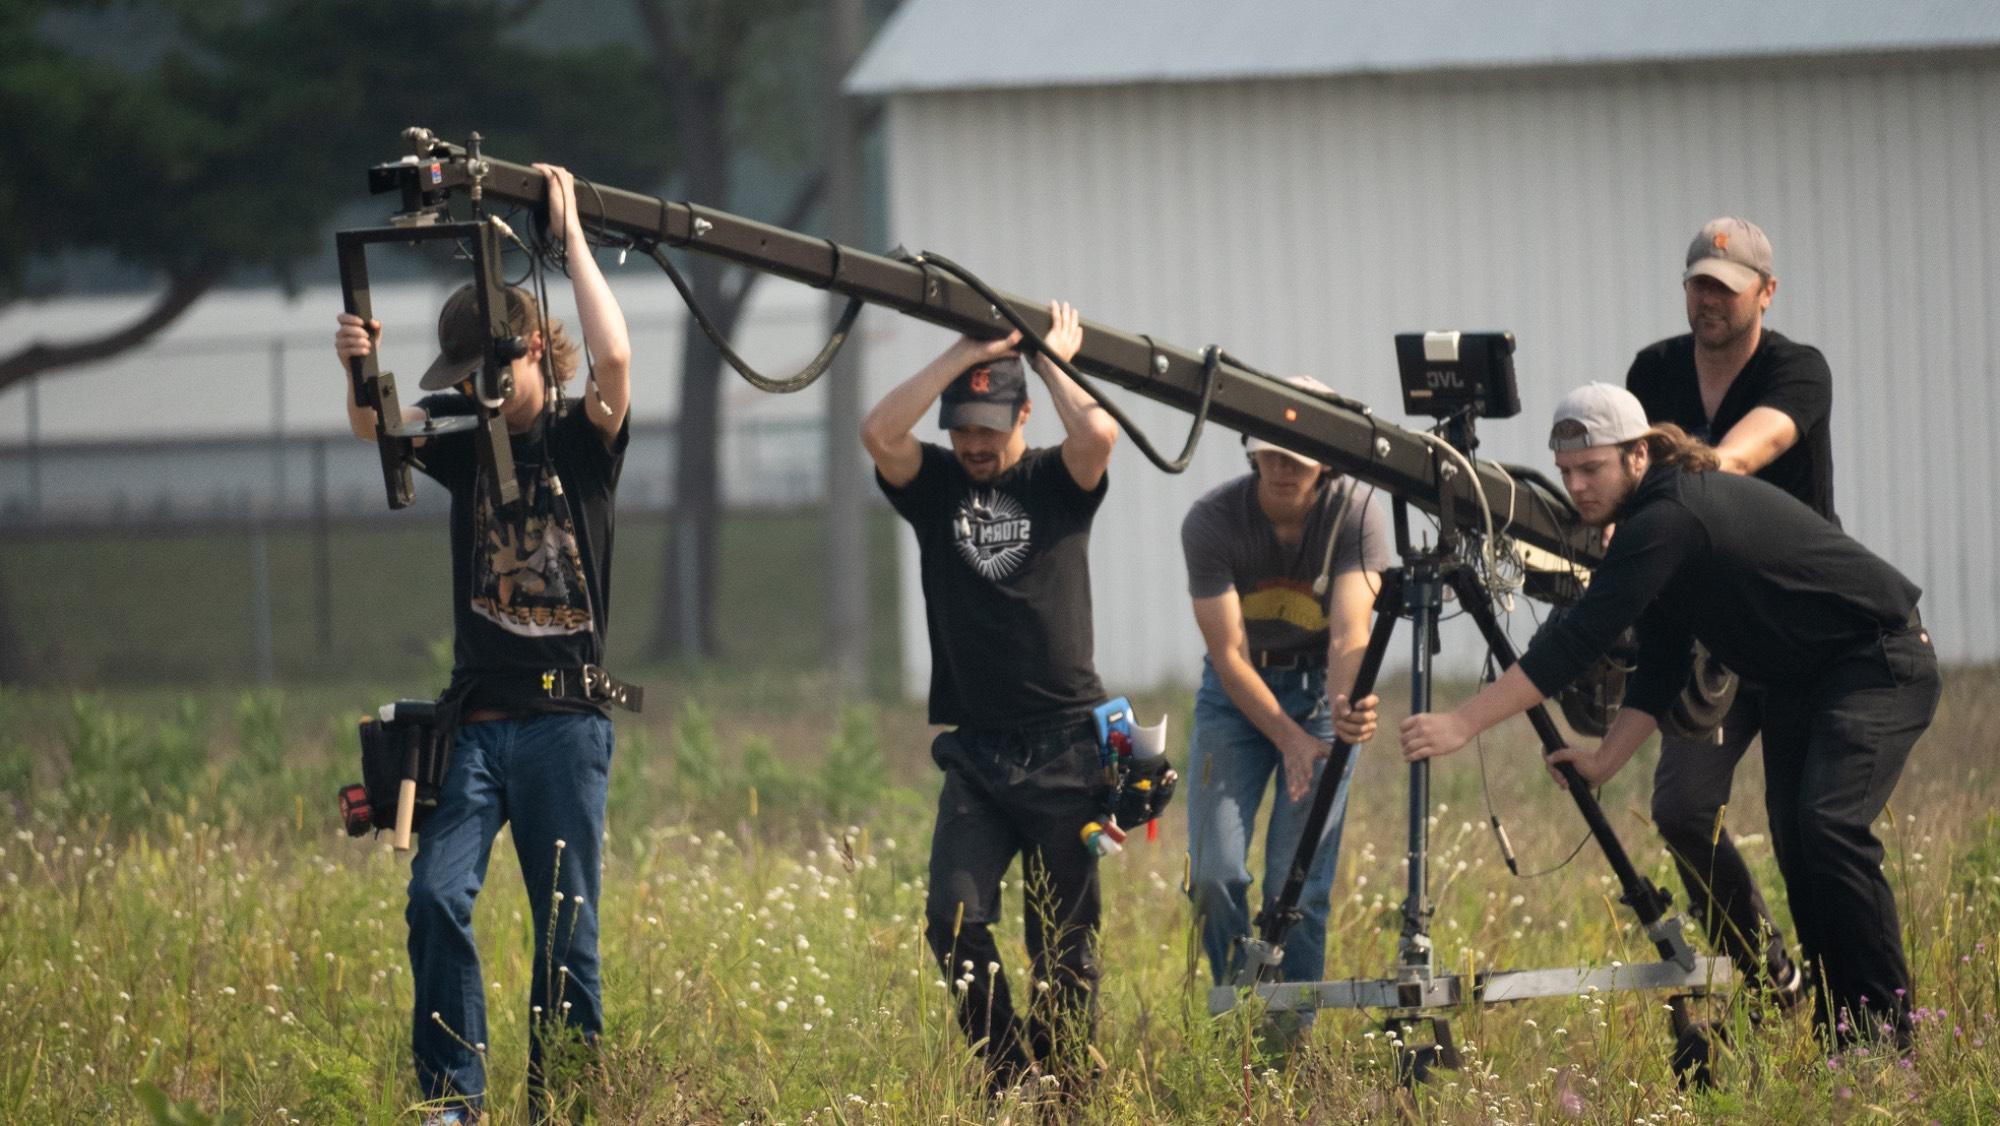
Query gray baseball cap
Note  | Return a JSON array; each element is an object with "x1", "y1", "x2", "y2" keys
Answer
[
  {"x1": 938, "y1": 355, "x2": 1028, "y2": 431},
  {"x1": 1550, "y1": 382, "x2": 1650, "y2": 451},
  {"x1": 1683, "y1": 217, "x2": 1774, "y2": 294}
]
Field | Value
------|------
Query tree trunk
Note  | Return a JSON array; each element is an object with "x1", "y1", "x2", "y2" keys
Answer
[
  {"x1": 821, "y1": 0, "x2": 871, "y2": 694},
  {"x1": 645, "y1": 58, "x2": 736, "y2": 661},
  {"x1": 654, "y1": 255, "x2": 738, "y2": 660}
]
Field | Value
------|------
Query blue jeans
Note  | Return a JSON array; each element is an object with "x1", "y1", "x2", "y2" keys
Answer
[
  {"x1": 406, "y1": 712, "x2": 614, "y2": 1113},
  {"x1": 1186, "y1": 659, "x2": 1354, "y2": 987}
]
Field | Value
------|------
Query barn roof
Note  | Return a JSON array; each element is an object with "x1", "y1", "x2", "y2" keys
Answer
[{"x1": 848, "y1": 0, "x2": 2000, "y2": 94}]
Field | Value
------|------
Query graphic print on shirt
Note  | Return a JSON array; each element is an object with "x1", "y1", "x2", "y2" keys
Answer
[
  {"x1": 1239, "y1": 578, "x2": 1327, "y2": 632},
  {"x1": 469, "y1": 466, "x2": 593, "y2": 636},
  {"x1": 951, "y1": 487, "x2": 1033, "y2": 582}
]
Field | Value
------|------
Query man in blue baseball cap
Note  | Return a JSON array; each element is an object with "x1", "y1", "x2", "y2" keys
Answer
[{"x1": 862, "y1": 302, "x2": 1121, "y2": 1098}]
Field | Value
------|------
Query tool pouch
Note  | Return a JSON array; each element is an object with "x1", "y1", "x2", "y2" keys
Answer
[
  {"x1": 340, "y1": 689, "x2": 463, "y2": 838},
  {"x1": 1114, "y1": 753, "x2": 1178, "y2": 826}
]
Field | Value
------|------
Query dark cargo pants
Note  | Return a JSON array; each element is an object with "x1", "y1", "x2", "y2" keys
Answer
[
  {"x1": 1760, "y1": 623, "x2": 1941, "y2": 1048},
  {"x1": 923, "y1": 718, "x2": 1108, "y2": 1085},
  {"x1": 1652, "y1": 688, "x2": 1791, "y2": 983}
]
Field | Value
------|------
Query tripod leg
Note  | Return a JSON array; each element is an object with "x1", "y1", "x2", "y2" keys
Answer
[
  {"x1": 1445, "y1": 566, "x2": 1682, "y2": 952},
  {"x1": 1233, "y1": 569, "x2": 1406, "y2": 988}
]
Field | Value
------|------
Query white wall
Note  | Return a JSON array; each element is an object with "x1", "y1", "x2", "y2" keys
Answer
[{"x1": 869, "y1": 54, "x2": 2000, "y2": 696}]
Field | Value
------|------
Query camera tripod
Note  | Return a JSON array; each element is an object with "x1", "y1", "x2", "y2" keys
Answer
[{"x1": 1210, "y1": 431, "x2": 1730, "y2": 1086}]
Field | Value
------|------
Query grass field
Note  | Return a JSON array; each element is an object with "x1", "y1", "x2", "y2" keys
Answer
[{"x1": 4, "y1": 661, "x2": 1999, "y2": 1124}]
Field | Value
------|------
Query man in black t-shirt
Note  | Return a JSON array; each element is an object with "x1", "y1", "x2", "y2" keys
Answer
[
  {"x1": 1402, "y1": 383, "x2": 1940, "y2": 1051},
  {"x1": 862, "y1": 301, "x2": 1118, "y2": 1095},
  {"x1": 1628, "y1": 218, "x2": 1837, "y2": 520},
  {"x1": 1625, "y1": 217, "x2": 1834, "y2": 1000},
  {"x1": 335, "y1": 164, "x2": 631, "y2": 1124}
]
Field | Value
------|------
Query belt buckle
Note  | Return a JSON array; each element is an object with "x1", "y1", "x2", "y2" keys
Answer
[{"x1": 580, "y1": 664, "x2": 607, "y2": 701}]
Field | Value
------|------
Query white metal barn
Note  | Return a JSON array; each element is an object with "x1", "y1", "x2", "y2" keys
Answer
[{"x1": 848, "y1": 0, "x2": 2000, "y2": 697}]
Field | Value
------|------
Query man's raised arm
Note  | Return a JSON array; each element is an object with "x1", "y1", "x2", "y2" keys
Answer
[
  {"x1": 861, "y1": 331, "x2": 1020, "y2": 488},
  {"x1": 537, "y1": 163, "x2": 632, "y2": 444},
  {"x1": 1028, "y1": 301, "x2": 1117, "y2": 491}
]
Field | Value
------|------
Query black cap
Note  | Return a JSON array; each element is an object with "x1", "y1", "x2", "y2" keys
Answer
[
  {"x1": 937, "y1": 355, "x2": 1027, "y2": 431},
  {"x1": 419, "y1": 283, "x2": 512, "y2": 391}
]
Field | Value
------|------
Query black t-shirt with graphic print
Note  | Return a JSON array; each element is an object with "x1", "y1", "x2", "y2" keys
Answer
[
  {"x1": 878, "y1": 443, "x2": 1107, "y2": 730},
  {"x1": 415, "y1": 394, "x2": 629, "y2": 716}
]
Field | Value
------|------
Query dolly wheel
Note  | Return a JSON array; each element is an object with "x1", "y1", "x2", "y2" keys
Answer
[{"x1": 1671, "y1": 1020, "x2": 1715, "y2": 1089}]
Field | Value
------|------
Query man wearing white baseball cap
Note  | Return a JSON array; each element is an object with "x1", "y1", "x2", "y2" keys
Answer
[
  {"x1": 1179, "y1": 377, "x2": 1390, "y2": 1038},
  {"x1": 1626, "y1": 217, "x2": 1837, "y2": 1004},
  {"x1": 1399, "y1": 383, "x2": 1939, "y2": 1053}
]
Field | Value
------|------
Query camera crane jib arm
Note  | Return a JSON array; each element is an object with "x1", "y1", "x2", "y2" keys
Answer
[{"x1": 362, "y1": 127, "x2": 1601, "y2": 576}]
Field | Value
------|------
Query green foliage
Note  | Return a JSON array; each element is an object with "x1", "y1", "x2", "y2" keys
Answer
[
  {"x1": 820, "y1": 703, "x2": 887, "y2": 821},
  {"x1": 232, "y1": 689, "x2": 285, "y2": 779},
  {"x1": 0, "y1": 688, "x2": 30, "y2": 809},
  {"x1": 134, "y1": 1081, "x2": 246, "y2": 1126},
  {"x1": 663, "y1": 701, "x2": 891, "y2": 825},
  {"x1": 427, "y1": 634, "x2": 455, "y2": 690},
  {"x1": 3, "y1": 670, "x2": 1999, "y2": 1123},
  {"x1": 737, "y1": 734, "x2": 801, "y2": 814},
  {"x1": 4, "y1": 0, "x2": 674, "y2": 305},
  {"x1": 58, "y1": 694, "x2": 205, "y2": 828},
  {"x1": 1954, "y1": 810, "x2": 2000, "y2": 913},
  {"x1": 669, "y1": 698, "x2": 722, "y2": 805},
  {"x1": 605, "y1": 722, "x2": 654, "y2": 823},
  {"x1": 290, "y1": 1054, "x2": 373, "y2": 1124},
  {"x1": 0, "y1": 733, "x2": 26, "y2": 806}
]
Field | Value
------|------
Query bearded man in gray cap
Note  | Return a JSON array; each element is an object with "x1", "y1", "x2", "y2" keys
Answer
[
  {"x1": 1625, "y1": 216, "x2": 1836, "y2": 1004},
  {"x1": 1400, "y1": 382, "x2": 1939, "y2": 1052},
  {"x1": 334, "y1": 163, "x2": 632, "y2": 1125},
  {"x1": 862, "y1": 301, "x2": 1120, "y2": 1095}
]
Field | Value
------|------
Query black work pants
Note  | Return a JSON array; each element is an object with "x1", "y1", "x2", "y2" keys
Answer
[
  {"x1": 1760, "y1": 624, "x2": 1940, "y2": 1048},
  {"x1": 923, "y1": 720, "x2": 1107, "y2": 1085},
  {"x1": 1652, "y1": 688, "x2": 1790, "y2": 981}
]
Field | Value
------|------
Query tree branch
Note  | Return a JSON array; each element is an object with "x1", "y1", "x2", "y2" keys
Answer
[{"x1": 0, "y1": 264, "x2": 226, "y2": 392}]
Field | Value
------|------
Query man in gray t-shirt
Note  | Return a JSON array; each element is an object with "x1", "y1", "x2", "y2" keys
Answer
[{"x1": 1181, "y1": 391, "x2": 1392, "y2": 1023}]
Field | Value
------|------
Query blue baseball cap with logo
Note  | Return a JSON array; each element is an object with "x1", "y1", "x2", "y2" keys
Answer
[{"x1": 938, "y1": 355, "x2": 1027, "y2": 431}]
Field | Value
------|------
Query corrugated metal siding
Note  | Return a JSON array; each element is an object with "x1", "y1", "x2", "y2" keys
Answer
[{"x1": 871, "y1": 56, "x2": 2000, "y2": 698}]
